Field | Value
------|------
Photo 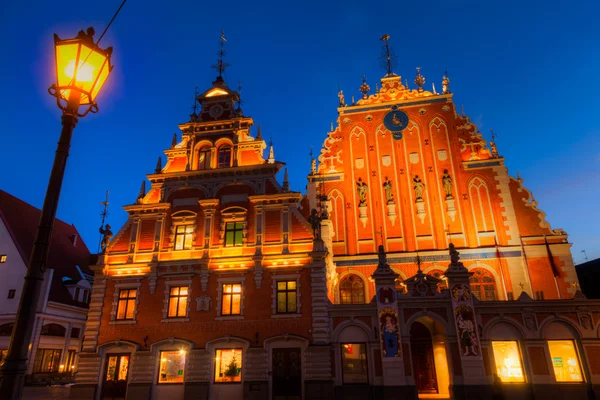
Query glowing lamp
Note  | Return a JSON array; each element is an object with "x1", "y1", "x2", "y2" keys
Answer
[{"x1": 50, "y1": 27, "x2": 113, "y2": 114}]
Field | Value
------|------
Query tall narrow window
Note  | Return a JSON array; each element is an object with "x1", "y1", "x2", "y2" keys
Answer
[
  {"x1": 217, "y1": 145, "x2": 232, "y2": 168},
  {"x1": 225, "y1": 222, "x2": 244, "y2": 247},
  {"x1": 33, "y1": 349, "x2": 62, "y2": 373},
  {"x1": 491, "y1": 341, "x2": 525, "y2": 382},
  {"x1": 341, "y1": 343, "x2": 368, "y2": 384},
  {"x1": 65, "y1": 350, "x2": 77, "y2": 372},
  {"x1": 174, "y1": 225, "x2": 194, "y2": 250},
  {"x1": 548, "y1": 340, "x2": 583, "y2": 382},
  {"x1": 117, "y1": 289, "x2": 137, "y2": 320},
  {"x1": 197, "y1": 146, "x2": 212, "y2": 170},
  {"x1": 168, "y1": 287, "x2": 189, "y2": 318},
  {"x1": 276, "y1": 281, "x2": 297, "y2": 313},
  {"x1": 221, "y1": 284, "x2": 242, "y2": 315},
  {"x1": 469, "y1": 269, "x2": 497, "y2": 301},
  {"x1": 339, "y1": 274, "x2": 365, "y2": 304}
]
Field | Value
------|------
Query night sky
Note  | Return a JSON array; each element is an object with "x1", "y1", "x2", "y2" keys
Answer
[{"x1": 1, "y1": 1, "x2": 598, "y2": 261}]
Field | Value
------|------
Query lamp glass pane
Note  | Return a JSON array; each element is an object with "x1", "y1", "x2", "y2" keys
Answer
[
  {"x1": 55, "y1": 43, "x2": 80, "y2": 100},
  {"x1": 90, "y1": 58, "x2": 110, "y2": 102}
]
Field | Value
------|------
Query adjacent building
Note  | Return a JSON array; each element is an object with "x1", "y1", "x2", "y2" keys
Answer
[
  {"x1": 73, "y1": 45, "x2": 600, "y2": 400},
  {"x1": 0, "y1": 190, "x2": 92, "y2": 380}
]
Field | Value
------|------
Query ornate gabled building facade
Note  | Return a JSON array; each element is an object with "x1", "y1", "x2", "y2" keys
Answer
[{"x1": 74, "y1": 39, "x2": 600, "y2": 400}]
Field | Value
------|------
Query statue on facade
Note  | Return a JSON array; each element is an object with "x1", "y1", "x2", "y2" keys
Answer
[
  {"x1": 442, "y1": 71, "x2": 450, "y2": 94},
  {"x1": 413, "y1": 175, "x2": 425, "y2": 201},
  {"x1": 442, "y1": 169, "x2": 453, "y2": 199},
  {"x1": 449, "y1": 243, "x2": 460, "y2": 265},
  {"x1": 356, "y1": 178, "x2": 368, "y2": 206},
  {"x1": 307, "y1": 209, "x2": 322, "y2": 239},
  {"x1": 338, "y1": 89, "x2": 346, "y2": 107},
  {"x1": 99, "y1": 224, "x2": 113, "y2": 253},
  {"x1": 383, "y1": 177, "x2": 394, "y2": 204}
]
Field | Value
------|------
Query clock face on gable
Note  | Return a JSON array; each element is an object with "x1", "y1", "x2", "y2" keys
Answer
[
  {"x1": 383, "y1": 107, "x2": 409, "y2": 136},
  {"x1": 209, "y1": 104, "x2": 224, "y2": 118}
]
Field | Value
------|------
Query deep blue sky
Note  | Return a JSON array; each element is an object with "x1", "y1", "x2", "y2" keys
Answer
[{"x1": 1, "y1": 1, "x2": 598, "y2": 261}]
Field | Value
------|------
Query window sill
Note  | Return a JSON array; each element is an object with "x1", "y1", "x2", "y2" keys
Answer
[
  {"x1": 161, "y1": 318, "x2": 190, "y2": 323},
  {"x1": 271, "y1": 313, "x2": 302, "y2": 319},
  {"x1": 215, "y1": 315, "x2": 244, "y2": 321},
  {"x1": 110, "y1": 320, "x2": 137, "y2": 325}
]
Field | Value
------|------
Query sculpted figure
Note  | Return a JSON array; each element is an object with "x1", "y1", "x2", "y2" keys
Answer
[
  {"x1": 413, "y1": 175, "x2": 426, "y2": 200},
  {"x1": 356, "y1": 178, "x2": 368, "y2": 207},
  {"x1": 307, "y1": 209, "x2": 322, "y2": 239},
  {"x1": 383, "y1": 177, "x2": 394, "y2": 204},
  {"x1": 99, "y1": 224, "x2": 113, "y2": 253},
  {"x1": 338, "y1": 90, "x2": 346, "y2": 107},
  {"x1": 442, "y1": 169, "x2": 453, "y2": 198},
  {"x1": 442, "y1": 74, "x2": 450, "y2": 94}
]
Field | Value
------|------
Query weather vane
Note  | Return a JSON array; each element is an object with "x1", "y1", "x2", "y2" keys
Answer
[
  {"x1": 379, "y1": 34, "x2": 396, "y2": 76},
  {"x1": 98, "y1": 190, "x2": 110, "y2": 252},
  {"x1": 236, "y1": 80, "x2": 243, "y2": 111},
  {"x1": 191, "y1": 86, "x2": 199, "y2": 117},
  {"x1": 212, "y1": 30, "x2": 230, "y2": 78}
]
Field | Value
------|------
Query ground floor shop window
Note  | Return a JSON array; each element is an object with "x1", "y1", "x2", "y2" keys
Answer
[
  {"x1": 214, "y1": 349, "x2": 242, "y2": 383},
  {"x1": 341, "y1": 343, "x2": 368, "y2": 384},
  {"x1": 158, "y1": 350, "x2": 186, "y2": 383},
  {"x1": 65, "y1": 350, "x2": 76, "y2": 372},
  {"x1": 33, "y1": 349, "x2": 62, "y2": 373},
  {"x1": 548, "y1": 340, "x2": 583, "y2": 382},
  {"x1": 491, "y1": 341, "x2": 525, "y2": 382}
]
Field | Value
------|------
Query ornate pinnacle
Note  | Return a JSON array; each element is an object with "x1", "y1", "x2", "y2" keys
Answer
[
  {"x1": 171, "y1": 133, "x2": 177, "y2": 148},
  {"x1": 137, "y1": 180, "x2": 146, "y2": 204},
  {"x1": 256, "y1": 124, "x2": 262, "y2": 140},
  {"x1": 414, "y1": 67, "x2": 425, "y2": 92},
  {"x1": 489, "y1": 128, "x2": 499, "y2": 158},
  {"x1": 190, "y1": 86, "x2": 199, "y2": 121},
  {"x1": 379, "y1": 34, "x2": 396, "y2": 77},
  {"x1": 212, "y1": 30, "x2": 230, "y2": 80},
  {"x1": 283, "y1": 168, "x2": 290, "y2": 192},
  {"x1": 267, "y1": 137, "x2": 275, "y2": 164},
  {"x1": 155, "y1": 156, "x2": 162, "y2": 173},
  {"x1": 359, "y1": 75, "x2": 370, "y2": 99}
]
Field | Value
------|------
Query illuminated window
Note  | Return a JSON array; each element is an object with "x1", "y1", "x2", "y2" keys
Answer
[
  {"x1": 168, "y1": 287, "x2": 189, "y2": 318},
  {"x1": 174, "y1": 225, "x2": 194, "y2": 250},
  {"x1": 117, "y1": 289, "x2": 137, "y2": 320},
  {"x1": 548, "y1": 340, "x2": 583, "y2": 382},
  {"x1": 197, "y1": 146, "x2": 212, "y2": 170},
  {"x1": 0, "y1": 349, "x2": 7, "y2": 367},
  {"x1": 276, "y1": 281, "x2": 297, "y2": 313},
  {"x1": 339, "y1": 274, "x2": 365, "y2": 304},
  {"x1": 214, "y1": 349, "x2": 242, "y2": 383},
  {"x1": 217, "y1": 145, "x2": 232, "y2": 168},
  {"x1": 470, "y1": 269, "x2": 497, "y2": 301},
  {"x1": 158, "y1": 350, "x2": 186, "y2": 383},
  {"x1": 105, "y1": 355, "x2": 129, "y2": 382},
  {"x1": 0, "y1": 255, "x2": 6, "y2": 263},
  {"x1": 225, "y1": 222, "x2": 244, "y2": 247},
  {"x1": 491, "y1": 341, "x2": 525, "y2": 383},
  {"x1": 341, "y1": 343, "x2": 368, "y2": 384},
  {"x1": 221, "y1": 284, "x2": 242, "y2": 315},
  {"x1": 65, "y1": 350, "x2": 76, "y2": 372},
  {"x1": 33, "y1": 349, "x2": 62, "y2": 373}
]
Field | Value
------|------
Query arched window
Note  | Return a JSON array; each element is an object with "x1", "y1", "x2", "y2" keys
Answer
[
  {"x1": 40, "y1": 323, "x2": 66, "y2": 337},
  {"x1": 0, "y1": 323, "x2": 13, "y2": 336},
  {"x1": 339, "y1": 274, "x2": 365, "y2": 304},
  {"x1": 197, "y1": 146, "x2": 211, "y2": 170},
  {"x1": 428, "y1": 269, "x2": 448, "y2": 292},
  {"x1": 217, "y1": 145, "x2": 232, "y2": 168},
  {"x1": 469, "y1": 268, "x2": 497, "y2": 301}
]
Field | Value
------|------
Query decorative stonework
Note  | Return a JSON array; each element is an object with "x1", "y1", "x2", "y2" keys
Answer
[{"x1": 195, "y1": 294, "x2": 211, "y2": 312}]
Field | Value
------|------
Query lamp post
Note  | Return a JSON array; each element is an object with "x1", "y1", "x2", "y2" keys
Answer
[{"x1": 0, "y1": 27, "x2": 113, "y2": 399}]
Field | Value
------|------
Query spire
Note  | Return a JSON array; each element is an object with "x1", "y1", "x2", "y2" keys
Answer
[
  {"x1": 190, "y1": 86, "x2": 199, "y2": 121},
  {"x1": 414, "y1": 67, "x2": 425, "y2": 92},
  {"x1": 256, "y1": 124, "x2": 262, "y2": 140},
  {"x1": 171, "y1": 132, "x2": 177, "y2": 148},
  {"x1": 267, "y1": 138, "x2": 275, "y2": 164},
  {"x1": 136, "y1": 180, "x2": 146, "y2": 204},
  {"x1": 359, "y1": 75, "x2": 370, "y2": 99},
  {"x1": 282, "y1": 168, "x2": 290, "y2": 191},
  {"x1": 379, "y1": 34, "x2": 397, "y2": 77},
  {"x1": 155, "y1": 156, "x2": 162, "y2": 174},
  {"x1": 212, "y1": 30, "x2": 230, "y2": 81},
  {"x1": 236, "y1": 80, "x2": 243, "y2": 116},
  {"x1": 310, "y1": 146, "x2": 317, "y2": 175},
  {"x1": 489, "y1": 128, "x2": 499, "y2": 158}
]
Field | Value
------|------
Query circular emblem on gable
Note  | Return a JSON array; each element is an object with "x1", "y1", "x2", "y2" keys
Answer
[
  {"x1": 209, "y1": 104, "x2": 224, "y2": 118},
  {"x1": 383, "y1": 109, "x2": 408, "y2": 135}
]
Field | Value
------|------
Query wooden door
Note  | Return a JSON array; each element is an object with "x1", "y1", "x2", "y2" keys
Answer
[
  {"x1": 102, "y1": 354, "x2": 130, "y2": 399},
  {"x1": 410, "y1": 322, "x2": 438, "y2": 394},
  {"x1": 272, "y1": 348, "x2": 301, "y2": 400}
]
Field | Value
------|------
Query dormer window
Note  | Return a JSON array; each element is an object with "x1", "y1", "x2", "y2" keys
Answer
[
  {"x1": 219, "y1": 207, "x2": 248, "y2": 247},
  {"x1": 169, "y1": 211, "x2": 198, "y2": 250},
  {"x1": 197, "y1": 146, "x2": 212, "y2": 170},
  {"x1": 217, "y1": 145, "x2": 232, "y2": 168}
]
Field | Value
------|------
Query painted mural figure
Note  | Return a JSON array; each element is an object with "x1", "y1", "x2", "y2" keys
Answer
[
  {"x1": 379, "y1": 309, "x2": 400, "y2": 357},
  {"x1": 442, "y1": 169, "x2": 453, "y2": 199},
  {"x1": 356, "y1": 178, "x2": 368, "y2": 206},
  {"x1": 99, "y1": 224, "x2": 113, "y2": 253},
  {"x1": 413, "y1": 175, "x2": 426, "y2": 201},
  {"x1": 383, "y1": 178, "x2": 394, "y2": 204},
  {"x1": 455, "y1": 304, "x2": 479, "y2": 356}
]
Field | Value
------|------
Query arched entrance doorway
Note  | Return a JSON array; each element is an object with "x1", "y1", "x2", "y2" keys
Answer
[{"x1": 410, "y1": 321, "x2": 438, "y2": 394}]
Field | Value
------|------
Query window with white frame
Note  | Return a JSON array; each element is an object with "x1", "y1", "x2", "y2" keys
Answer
[
  {"x1": 168, "y1": 287, "x2": 189, "y2": 318},
  {"x1": 169, "y1": 211, "x2": 197, "y2": 250},
  {"x1": 276, "y1": 280, "x2": 297, "y2": 314},
  {"x1": 174, "y1": 225, "x2": 194, "y2": 250},
  {"x1": 219, "y1": 207, "x2": 247, "y2": 247},
  {"x1": 111, "y1": 283, "x2": 141, "y2": 323},
  {"x1": 221, "y1": 284, "x2": 241, "y2": 315}
]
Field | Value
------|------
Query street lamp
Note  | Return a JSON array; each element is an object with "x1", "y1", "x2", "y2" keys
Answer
[{"x1": 0, "y1": 27, "x2": 113, "y2": 399}]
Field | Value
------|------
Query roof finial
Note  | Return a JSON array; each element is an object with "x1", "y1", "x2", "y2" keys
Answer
[
  {"x1": 310, "y1": 146, "x2": 317, "y2": 175},
  {"x1": 442, "y1": 70, "x2": 450, "y2": 94},
  {"x1": 330, "y1": 121, "x2": 334, "y2": 132},
  {"x1": 351, "y1": 94, "x2": 355, "y2": 105},
  {"x1": 432, "y1": 82, "x2": 437, "y2": 95},
  {"x1": 375, "y1": 82, "x2": 379, "y2": 93},
  {"x1": 461, "y1": 104, "x2": 466, "y2": 118},
  {"x1": 155, "y1": 156, "x2": 162, "y2": 174},
  {"x1": 283, "y1": 168, "x2": 290, "y2": 191},
  {"x1": 489, "y1": 128, "x2": 499, "y2": 158},
  {"x1": 236, "y1": 80, "x2": 243, "y2": 116},
  {"x1": 405, "y1": 78, "x2": 409, "y2": 90},
  {"x1": 136, "y1": 181, "x2": 146, "y2": 204},
  {"x1": 256, "y1": 124, "x2": 262, "y2": 140},
  {"x1": 98, "y1": 190, "x2": 110, "y2": 253},
  {"x1": 171, "y1": 132, "x2": 177, "y2": 148},
  {"x1": 212, "y1": 30, "x2": 230, "y2": 80},
  {"x1": 414, "y1": 67, "x2": 425, "y2": 92},
  {"x1": 359, "y1": 75, "x2": 370, "y2": 99},
  {"x1": 190, "y1": 86, "x2": 199, "y2": 121},
  {"x1": 379, "y1": 34, "x2": 396, "y2": 77},
  {"x1": 416, "y1": 252, "x2": 422, "y2": 272},
  {"x1": 267, "y1": 137, "x2": 275, "y2": 164}
]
